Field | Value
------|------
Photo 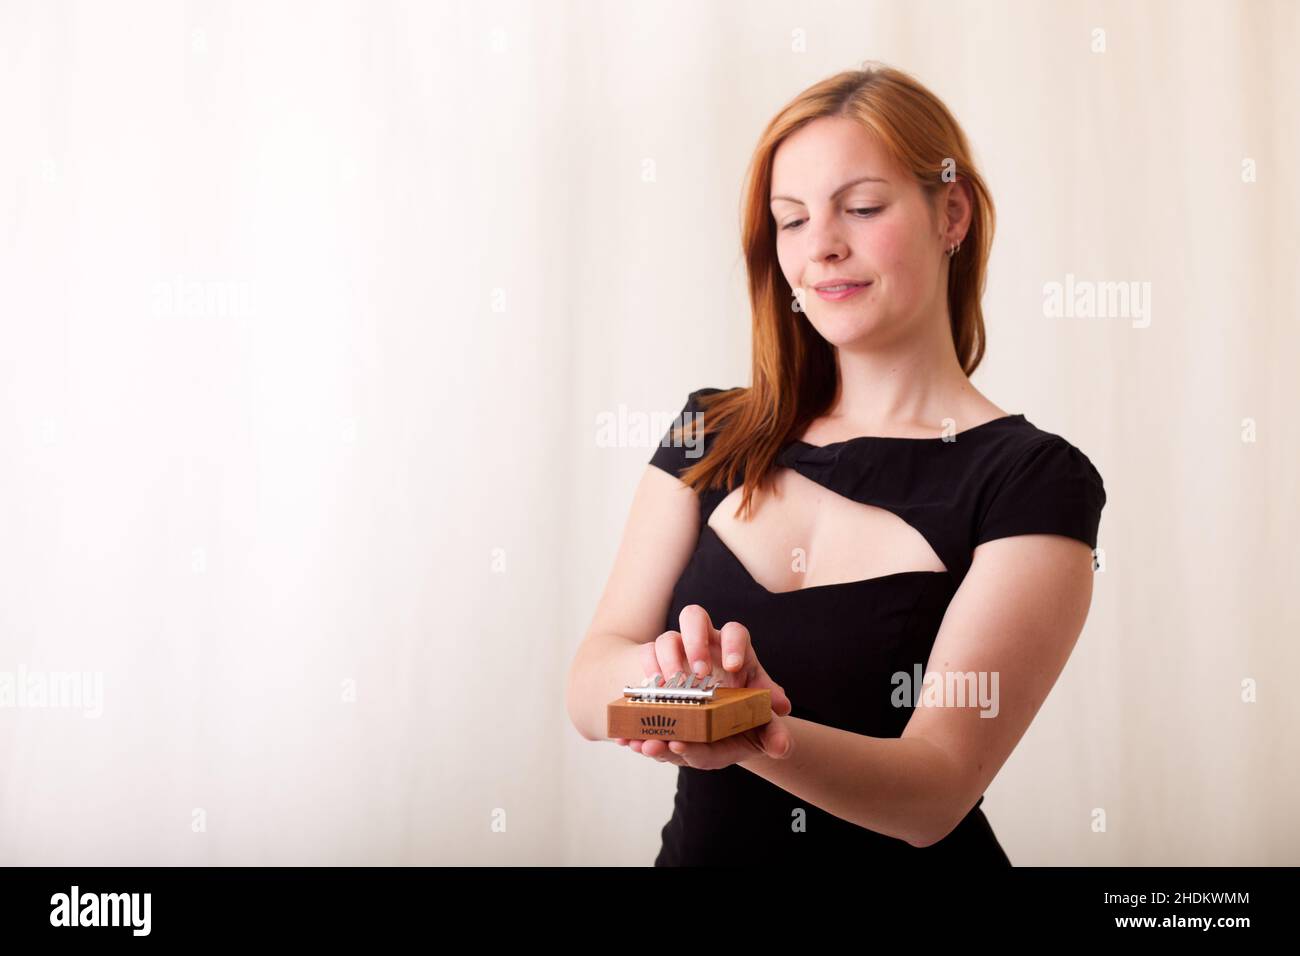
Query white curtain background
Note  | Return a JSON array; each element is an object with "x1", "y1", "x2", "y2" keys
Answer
[{"x1": 1, "y1": 0, "x2": 1295, "y2": 866}]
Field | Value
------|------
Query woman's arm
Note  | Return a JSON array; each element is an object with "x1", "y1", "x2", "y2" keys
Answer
[
  {"x1": 566, "y1": 464, "x2": 701, "y2": 742},
  {"x1": 738, "y1": 532, "x2": 1097, "y2": 847}
]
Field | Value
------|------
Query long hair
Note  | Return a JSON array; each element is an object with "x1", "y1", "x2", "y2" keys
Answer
[{"x1": 669, "y1": 63, "x2": 997, "y2": 519}]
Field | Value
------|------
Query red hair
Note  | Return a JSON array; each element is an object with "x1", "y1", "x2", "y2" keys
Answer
[{"x1": 670, "y1": 63, "x2": 997, "y2": 520}]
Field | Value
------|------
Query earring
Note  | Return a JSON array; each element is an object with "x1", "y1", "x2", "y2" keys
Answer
[{"x1": 947, "y1": 240, "x2": 961, "y2": 257}]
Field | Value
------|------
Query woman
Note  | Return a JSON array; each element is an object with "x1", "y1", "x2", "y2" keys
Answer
[{"x1": 565, "y1": 64, "x2": 1106, "y2": 866}]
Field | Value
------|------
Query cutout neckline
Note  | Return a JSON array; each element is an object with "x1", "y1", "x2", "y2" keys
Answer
[
  {"x1": 702, "y1": 524, "x2": 950, "y2": 597},
  {"x1": 787, "y1": 413, "x2": 1025, "y2": 450},
  {"x1": 702, "y1": 467, "x2": 952, "y2": 596}
]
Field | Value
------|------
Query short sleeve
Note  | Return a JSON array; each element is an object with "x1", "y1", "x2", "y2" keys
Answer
[
  {"x1": 975, "y1": 437, "x2": 1107, "y2": 549},
  {"x1": 648, "y1": 388, "x2": 720, "y2": 480}
]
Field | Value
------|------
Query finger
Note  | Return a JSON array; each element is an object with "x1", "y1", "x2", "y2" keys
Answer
[
  {"x1": 678, "y1": 604, "x2": 718, "y2": 677},
  {"x1": 641, "y1": 738, "x2": 669, "y2": 758},
  {"x1": 643, "y1": 739, "x2": 686, "y2": 767},
  {"x1": 665, "y1": 740, "x2": 694, "y2": 766},
  {"x1": 718, "y1": 620, "x2": 753, "y2": 674},
  {"x1": 639, "y1": 638, "x2": 668, "y2": 679},
  {"x1": 667, "y1": 737, "x2": 744, "y2": 771},
  {"x1": 715, "y1": 621, "x2": 791, "y2": 714},
  {"x1": 653, "y1": 631, "x2": 689, "y2": 684}
]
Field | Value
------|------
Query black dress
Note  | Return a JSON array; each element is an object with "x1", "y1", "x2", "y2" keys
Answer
[{"x1": 647, "y1": 387, "x2": 1107, "y2": 867}]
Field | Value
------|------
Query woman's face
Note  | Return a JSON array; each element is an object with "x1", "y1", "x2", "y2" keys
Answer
[{"x1": 769, "y1": 115, "x2": 956, "y2": 349}]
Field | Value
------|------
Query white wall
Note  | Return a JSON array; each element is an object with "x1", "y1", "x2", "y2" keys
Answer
[{"x1": 1, "y1": 0, "x2": 1296, "y2": 865}]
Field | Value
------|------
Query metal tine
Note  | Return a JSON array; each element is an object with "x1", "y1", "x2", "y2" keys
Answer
[{"x1": 622, "y1": 669, "x2": 722, "y2": 701}]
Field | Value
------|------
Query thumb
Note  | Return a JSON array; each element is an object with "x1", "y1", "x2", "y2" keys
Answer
[
  {"x1": 748, "y1": 662, "x2": 792, "y2": 717},
  {"x1": 758, "y1": 715, "x2": 794, "y2": 759}
]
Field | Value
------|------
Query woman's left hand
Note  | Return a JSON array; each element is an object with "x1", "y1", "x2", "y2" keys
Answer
[{"x1": 614, "y1": 713, "x2": 794, "y2": 770}]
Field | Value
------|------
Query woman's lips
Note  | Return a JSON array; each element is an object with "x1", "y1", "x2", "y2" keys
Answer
[{"x1": 813, "y1": 281, "x2": 871, "y2": 301}]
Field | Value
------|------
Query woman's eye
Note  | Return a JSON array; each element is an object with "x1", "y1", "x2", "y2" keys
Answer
[{"x1": 779, "y1": 207, "x2": 882, "y2": 231}]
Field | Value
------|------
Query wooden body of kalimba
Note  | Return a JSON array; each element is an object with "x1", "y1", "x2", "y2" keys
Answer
[{"x1": 607, "y1": 672, "x2": 772, "y2": 743}]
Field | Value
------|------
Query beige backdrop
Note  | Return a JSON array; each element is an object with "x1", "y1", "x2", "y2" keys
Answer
[{"x1": 1, "y1": 0, "x2": 1296, "y2": 866}]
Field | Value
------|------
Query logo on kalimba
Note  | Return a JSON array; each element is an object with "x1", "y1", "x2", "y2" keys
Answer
[{"x1": 640, "y1": 714, "x2": 678, "y2": 736}]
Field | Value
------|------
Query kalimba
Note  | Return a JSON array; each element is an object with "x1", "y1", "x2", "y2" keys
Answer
[{"x1": 607, "y1": 671, "x2": 772, "y2": 743}]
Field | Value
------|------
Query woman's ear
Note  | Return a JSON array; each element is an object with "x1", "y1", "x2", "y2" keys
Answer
[{"x1": 940, "y1": 177, "x2": 973, "y2": 245}]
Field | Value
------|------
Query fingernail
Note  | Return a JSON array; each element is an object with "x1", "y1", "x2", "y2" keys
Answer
[
  {"x1": 693, "y1": 659, "x2": 710, "y2": 675},
  {"x1": 725, "y1": 654, "x2": 741, "y2": 669}
]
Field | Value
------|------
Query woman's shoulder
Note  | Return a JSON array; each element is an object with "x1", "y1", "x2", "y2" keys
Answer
[
  {"x1": 647, "y1": 385, "x2": 744, "y2": 479},
  {"x1": 684, "y1": 384, "x2": 744, "y2": 409},
  {"x1": 971, "y1": 414, "x2": 1108, "y2": 550},
  {"x1": 987, "y1": 415, "x2": 1105, "y2": 487}
]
